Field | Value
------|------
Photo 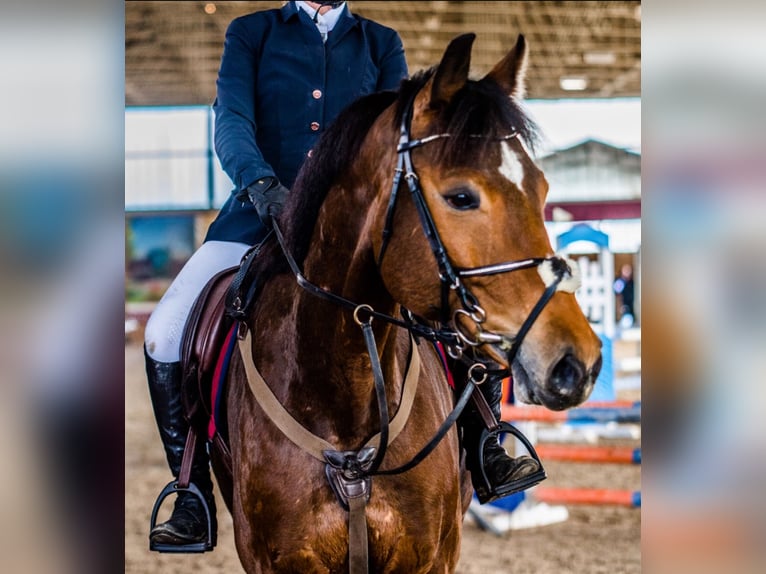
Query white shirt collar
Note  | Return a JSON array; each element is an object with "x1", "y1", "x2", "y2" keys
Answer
[{"x1": 296, "y1": 2, "x2": 346, "y2": 40}]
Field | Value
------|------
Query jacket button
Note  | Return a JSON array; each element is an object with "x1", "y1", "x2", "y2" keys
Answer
[
  {"x1": 312, "y1": 89, "x2": 322, "y2": 99},
  {"x1": 310, "y1": 122, "x2": 320, "y2": 131},
  {"x1": 307, "y1": 149, "x2": 313, "y2": 158}
]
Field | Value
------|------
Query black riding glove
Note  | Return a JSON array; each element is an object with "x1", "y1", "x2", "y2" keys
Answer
[{"x1": 239, "y1": 176, "x2": 289, "y2": 223}]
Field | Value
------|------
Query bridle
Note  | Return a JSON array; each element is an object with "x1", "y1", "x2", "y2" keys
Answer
[{"x1": 377, "y1": 93, "x2": 580, "y2": 366}]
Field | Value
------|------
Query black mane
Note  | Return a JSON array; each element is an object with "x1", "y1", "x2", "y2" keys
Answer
[
  {"x1": 254, "y1": 67, "x2": 539, "y2": 281},
  {"x1": 251, "y1": 89, "x2": 398, "y2": 281},
  {"x1": 282, "y1": 89, "x2": 399, "y2": 264}
]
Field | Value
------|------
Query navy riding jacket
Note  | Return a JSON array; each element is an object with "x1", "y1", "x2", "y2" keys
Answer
[{"x1": 206, "y1": 1, "x2": 408, "y2": 244}]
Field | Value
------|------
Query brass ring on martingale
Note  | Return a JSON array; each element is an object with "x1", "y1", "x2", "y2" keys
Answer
[
  {"x1": 353, "y1": 304, "x2": 375, "y2": 326},
  {"x1": 467, "y1": 363, "x2": 488, "y2": 385}
]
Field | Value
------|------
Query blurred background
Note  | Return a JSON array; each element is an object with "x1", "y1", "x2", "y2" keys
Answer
[{"x1": 0, "y1": 0, "x2": 764, "y2": 573}]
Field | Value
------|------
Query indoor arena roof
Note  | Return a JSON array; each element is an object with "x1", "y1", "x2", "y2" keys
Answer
[{"x1": 126, "y1": 1, "x2": 641, "y2": 106}]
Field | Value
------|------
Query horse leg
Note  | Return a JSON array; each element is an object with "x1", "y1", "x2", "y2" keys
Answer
[{"x1": 459, "y1": 461, "x2": 473, "y2": 516}]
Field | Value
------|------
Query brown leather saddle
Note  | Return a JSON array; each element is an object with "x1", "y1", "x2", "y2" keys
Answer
[{"x1": 179, "y1": 265, "x2": 237, "y2": 504}]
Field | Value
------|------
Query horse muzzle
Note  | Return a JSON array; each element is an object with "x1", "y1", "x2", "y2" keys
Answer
[{"x1": 511, "y1": 350, "x2": 602, "y2": 411}]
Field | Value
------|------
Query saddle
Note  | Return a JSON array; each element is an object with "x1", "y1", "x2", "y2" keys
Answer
[
  {"x1": 178, "y1": 265, "x2": 238, "y2": 504},
  {"x1": 180, "y1": 266, "x2": 236, "y2": 427}
]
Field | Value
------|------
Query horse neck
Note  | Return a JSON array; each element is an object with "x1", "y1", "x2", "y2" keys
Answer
[
  {"x1": 303, "y1": 211, "x2": 402, "y2": 396},
  {"x1": 254, "y1": 195, "x2": 406, "y2": 444}
]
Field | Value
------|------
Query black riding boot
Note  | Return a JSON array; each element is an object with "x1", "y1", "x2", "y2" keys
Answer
[
  {"x1": 461, "y1": 376, "x2": 543, "y2": 504},
  {"x1": 145, "y1": 348, "x2": 217, "y2": 550}
]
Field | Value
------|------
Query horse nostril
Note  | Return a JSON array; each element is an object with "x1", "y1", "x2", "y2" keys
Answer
[
  {"x1": 590, "y1": 354, "x2": 603, "y2": 381},
  {"x1": 550, "y1": 353, "x2": 585, "y2": 396}
]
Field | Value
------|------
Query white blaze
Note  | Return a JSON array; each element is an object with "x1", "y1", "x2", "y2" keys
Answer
[{"x1": 498, "y1": 141, "x2": 525, "y2": 190}]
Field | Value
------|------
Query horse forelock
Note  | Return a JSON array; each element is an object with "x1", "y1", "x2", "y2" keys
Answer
[{"x1": 426, "y1": 73, "x2": 541, "y2": 168}]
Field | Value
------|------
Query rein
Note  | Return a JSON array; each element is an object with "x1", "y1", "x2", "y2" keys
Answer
[{"x1": 270, "y1": 220, "x2": 462, "y2": 347}]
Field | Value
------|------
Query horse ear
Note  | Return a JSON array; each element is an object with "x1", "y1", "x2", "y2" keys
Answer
[
  {"x1": 429, "y1": 33, "x2": 476, "y2": 107},
  {"x1": 485, "y1": 34, "x2": 529, "y2": 99}
]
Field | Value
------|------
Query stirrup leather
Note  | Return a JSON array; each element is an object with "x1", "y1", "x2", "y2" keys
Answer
[{"x1": 473, "y1": 421, "x2": 547, "y2": 504}]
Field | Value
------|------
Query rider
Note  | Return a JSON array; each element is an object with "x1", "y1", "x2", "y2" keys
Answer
[{"x1": 144, "y1": 0, "x2": 539, "y2": 550}]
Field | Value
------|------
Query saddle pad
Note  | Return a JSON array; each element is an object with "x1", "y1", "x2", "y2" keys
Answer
[
  {"x1": 208, "y1": 324, "x2": 238, "y2": 440},
  {"x1": 432, "y1": 341, "x2": 456, "y2": 389}
]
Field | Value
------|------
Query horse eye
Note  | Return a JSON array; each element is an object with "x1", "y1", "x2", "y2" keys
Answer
[{"x1": 444, "y1": 189, "x2": 480, "y2": 210}]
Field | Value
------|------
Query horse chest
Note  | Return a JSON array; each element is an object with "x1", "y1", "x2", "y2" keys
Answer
[{"x1": 237, "y1": 471, "x2": 460, "y2": 573}]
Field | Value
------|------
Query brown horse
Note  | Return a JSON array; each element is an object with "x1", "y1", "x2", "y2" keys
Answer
[{"x1": 217, "y1": 33, "x2": 602, "y2": 573}]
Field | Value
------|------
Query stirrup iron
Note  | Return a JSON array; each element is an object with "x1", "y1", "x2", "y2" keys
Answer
[
  {"x1": 474, "y1": 422, "x2": 547, "y2": 503},
  {"x1": 149, "y1": 480, "x2": 215, "y2": 553}
]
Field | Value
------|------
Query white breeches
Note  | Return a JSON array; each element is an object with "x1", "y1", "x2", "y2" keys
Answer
[{"x1": 144, "y1": 240, "x2": 250, "y2": 362}]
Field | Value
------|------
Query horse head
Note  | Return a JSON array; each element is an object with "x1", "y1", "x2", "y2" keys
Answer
[{"x1": 367, "y1": 34, "x2": 603, "y2": 410}]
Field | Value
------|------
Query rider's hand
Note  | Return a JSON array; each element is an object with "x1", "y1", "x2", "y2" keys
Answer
[{"x1": 238, "y1": 177, "x2": 289, "y2": 223}]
